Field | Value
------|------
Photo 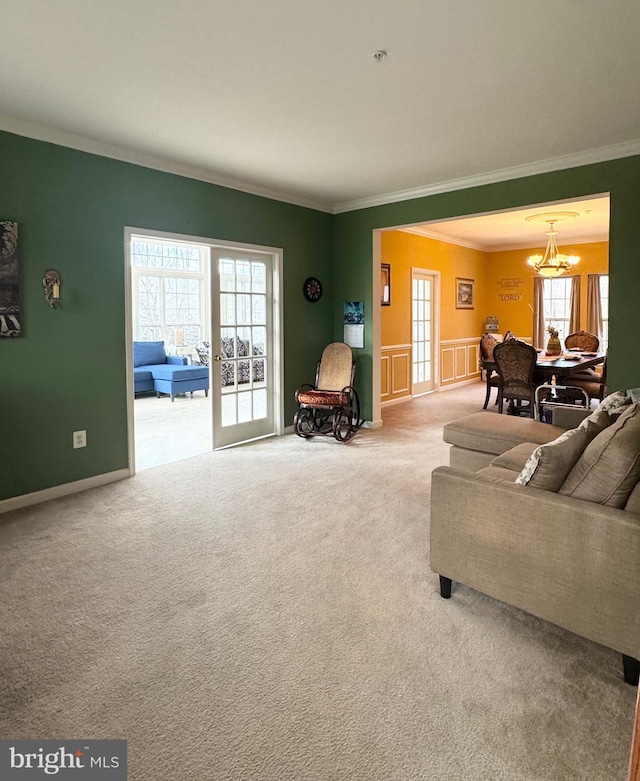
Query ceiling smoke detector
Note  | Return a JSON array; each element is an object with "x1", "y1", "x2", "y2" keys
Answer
[{"x1": 372, "y1": 50, "x2": 387, "y2": 62}]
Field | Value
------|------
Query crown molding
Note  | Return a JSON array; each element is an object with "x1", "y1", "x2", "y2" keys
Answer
[
  {"x1": 1, "y1": 114, "x2": 637, "y2": 219},
  {"x1": 400, "y1": 226, "x2": 609, "y2": 253},
  {"x1": 333, "y1": 139, "x2": 640, "y2": 214},
  {"x1": 486, "y1": 233, "x2": 610, "y2": 253},
  {"x1": 395, "y1": 226, "x2": 609, "y2": 252},
  {"x1": 0, "y1": 115, "x2": 333, "y2": 214},
  {"x1": 401, "y1": 226, "x2": 485, "y2": 251}
]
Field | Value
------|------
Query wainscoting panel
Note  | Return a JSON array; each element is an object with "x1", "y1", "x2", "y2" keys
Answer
[
  {"x1": 440, "y1": 338, "x2": 481, "y2": 388},
  {"x1": 381, "y1": 344, "x2": 412, "y2": 404}
]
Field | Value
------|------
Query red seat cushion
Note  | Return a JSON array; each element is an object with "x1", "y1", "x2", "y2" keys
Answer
[{"x1": 298, "y1": 390, "x2": 348, "y2": 407}]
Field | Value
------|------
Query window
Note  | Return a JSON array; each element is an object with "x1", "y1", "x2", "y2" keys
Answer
[
  {"x1": 599, "y1": 274, "x2": 609, "y2": 351},
  {"x1": 542, "y1": 277, "x2": 572, "y2": 344},
  {"x1": 131, "y1": 239, "x2": 208, "y2": 350}
]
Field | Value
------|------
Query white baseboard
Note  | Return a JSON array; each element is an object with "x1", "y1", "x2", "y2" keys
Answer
[
  {"x1": 438, "y1": 378, "x2": 482, "y2": 391},
  {"x1": 0, "y1": 469, "x2": 130, "y2": 515},
  {"x1": 381, "y1": 395, "x2": 413, "y2": 408}
]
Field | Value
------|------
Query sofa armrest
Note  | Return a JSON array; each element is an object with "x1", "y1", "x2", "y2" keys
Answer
[
  {"x1": 167, "y1": 355, "x2": 188, "y2": 365},
  {"x1": 430, "y1": 466, "x2": 640, "y2": 658}
]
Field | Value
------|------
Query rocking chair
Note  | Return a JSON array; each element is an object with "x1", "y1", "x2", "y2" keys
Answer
[{"x1": 294, "y1": 342, "x2": 363, "y2": 442}]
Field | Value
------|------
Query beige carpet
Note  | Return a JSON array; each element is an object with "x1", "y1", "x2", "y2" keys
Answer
[{"x1": 0, "y1": 385, "x2": 635, "y2": 780}]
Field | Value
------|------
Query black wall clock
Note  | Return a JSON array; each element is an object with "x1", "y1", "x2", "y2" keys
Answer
[{"x1": 303, "y1": 277, "x2": 323, "y2": 302}]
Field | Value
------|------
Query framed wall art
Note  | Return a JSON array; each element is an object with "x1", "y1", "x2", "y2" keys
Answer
[
  {"x1": 381, "y1": 263, "x2": 390, "y2": 305},
  {"x1": 455, "y1": 277, "x2": 474, "y2": 310},
  {"x1": 0, "y1": 221, "x2": 20, "y2": 337}
]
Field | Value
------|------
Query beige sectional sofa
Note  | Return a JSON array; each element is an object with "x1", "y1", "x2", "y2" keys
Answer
[{"x1": 430, "y1": 392, "x2": 640, "y2": 684}]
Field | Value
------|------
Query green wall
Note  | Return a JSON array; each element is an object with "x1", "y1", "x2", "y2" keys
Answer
[
  {"x1": 333, "y1": 156, "x2": 640, "y2": 420},
  {"x1": 0, "y1": 130, "x2": 333, "y2": 501},
  {"x1": 3, "y1": 126, "x2": 640, "y2": 503}
]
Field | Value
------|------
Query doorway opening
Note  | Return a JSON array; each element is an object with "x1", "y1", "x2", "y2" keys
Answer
[
  {"x1": 373, "y1": 194, "x2": 610, "y2": 427},
  {"x1": 125, "y1": 228, "x2": 283, "y2": 473}
]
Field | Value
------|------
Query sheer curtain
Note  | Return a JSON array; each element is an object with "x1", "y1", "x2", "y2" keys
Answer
[
  {"x1": 533, "y1": 277, "x2": 545, "y2": 349},
  {"x1": 587, "y1": 274, "x2": 603, "y2": 342},
  {"x1": 570, "y1": 275, "x2": 581, "y2": 334}
]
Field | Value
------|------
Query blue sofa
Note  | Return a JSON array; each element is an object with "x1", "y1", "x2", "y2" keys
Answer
[{"x1": 133, "y1": 341, "x2": 209, "y2": 401}]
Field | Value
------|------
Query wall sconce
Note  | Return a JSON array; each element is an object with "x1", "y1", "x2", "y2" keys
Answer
[{"x1": 43, "y1": 269, "x2": 61, "y2": 309}]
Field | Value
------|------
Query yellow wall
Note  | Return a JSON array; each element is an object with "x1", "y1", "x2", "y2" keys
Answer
[
  {"x1": 381, "y1": 231, "x2": 487, "y2": 345},
  {"x1": 382, "y1": 232, "x2": 609, "y2": 346},
  {"x1": 484, "y1": 241, "x2": 609, "y2": 339}
]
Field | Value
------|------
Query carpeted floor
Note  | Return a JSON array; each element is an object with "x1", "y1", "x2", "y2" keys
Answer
[{"x1": 0, "y1": 385, "x2": 635, "y2": 780}]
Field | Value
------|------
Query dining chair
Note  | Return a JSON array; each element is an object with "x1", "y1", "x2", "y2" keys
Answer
[
  {"x1": 568, "y1": 352, "x2": 608, "y2": 403},
  {"x1": 565, "y1": 330, "x2": 600, "y2": 352},
  {"x1": 503, "y1": 330, "x2": 516, "y2": 341},
  {"x1": 493, "y1": 338, "x2": 538, "y2": 416},
  {"x1": 479, "y1": 332, "x2": 499, "y2": 409}
]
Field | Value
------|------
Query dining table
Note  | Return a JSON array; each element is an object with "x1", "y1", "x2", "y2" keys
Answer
[
  {"x1": 481, "y1": 349, "x2": 606, "y2": 416},
  {"x1": 531, "y1": 350, "x2": 606, "y2": 382},
  {"x1": 482, "y1": 350, "x2": 605, "y2": 383}
]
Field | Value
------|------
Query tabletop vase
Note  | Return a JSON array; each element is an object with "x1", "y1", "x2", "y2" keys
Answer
[{"x1": 546, "y1": 333, "x2": 562, "y2": 356}]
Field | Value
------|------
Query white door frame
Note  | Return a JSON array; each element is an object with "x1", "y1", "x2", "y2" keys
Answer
[
  {"x1": 411, "y1": 267, "x2": 441, "y2": 395},
  {"x1": 124, "y1": 226, "x2": 284, "y2": 475}
]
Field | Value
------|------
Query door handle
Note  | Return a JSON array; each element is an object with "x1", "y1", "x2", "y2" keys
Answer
[{"x1": 213, "y1": 354, "x2": 222, "y2": 362}]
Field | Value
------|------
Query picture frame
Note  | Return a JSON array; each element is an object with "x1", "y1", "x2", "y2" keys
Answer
[
  {"x1": 455, "y1": 277, "x2": 474, "y2": 309},
  {"x1": 381, "y1": 263, "x2": 391, "y2": 306}
]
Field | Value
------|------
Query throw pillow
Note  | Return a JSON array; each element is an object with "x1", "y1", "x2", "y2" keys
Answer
[
  {"x1": 597, "y1": 390, "x2": 631, "y2": 416},
  {"x1": 577, "y1": 390, "x2": 630, "y2": 438},
  {"x1": 514, "y1": 396, "x2": 623, "y2": 491},
  {"x1": 559, "y1": 402, "x2": 640, "y2": 508},
  {"x1": 515, "y1": 426, "x2": 592, "y2": 491}
]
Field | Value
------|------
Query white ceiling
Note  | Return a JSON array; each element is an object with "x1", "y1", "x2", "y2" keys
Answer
[
  {"x1": 399, "y1": 195, "x2": 610, "y2": 250},
  {"x1": 1, "y1": 1, "x2": 639, "y2": 216}
]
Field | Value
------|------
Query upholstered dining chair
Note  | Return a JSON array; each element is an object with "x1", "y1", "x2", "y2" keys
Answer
[
  {"x1": 503, "y1": 330, "x2": 517, "y2": 341},
  {"x1": 565, "y1": 330, "x2": 600, "y2": 352},
  {"x1": 568, "y1": 352, "x2": 608, "y2": 404},
  {"x1": 479, "y1": 333, "x2": 499, "y2": 409},
  {"x1": 564, "y1": 330, "x2": 602, "y2": 382},
  {"x1": 492, "y1": 339, "x2": 538, "y2": 416}
]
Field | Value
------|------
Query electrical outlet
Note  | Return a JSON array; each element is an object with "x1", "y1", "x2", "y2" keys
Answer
[{"x1": 73, "y1": 430, "x2": 87, "y2": 449}]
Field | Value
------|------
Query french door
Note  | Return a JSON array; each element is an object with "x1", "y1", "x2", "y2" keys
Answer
[
  {"x1": 210, "y1": 249, "x2": 276, "y2": 449},
  {"x1": 412, "y1": 270, "x2": 436, "y2": 395}
]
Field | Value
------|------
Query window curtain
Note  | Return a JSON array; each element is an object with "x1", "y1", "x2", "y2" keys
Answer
[
  {"x1": 569, "y1": 275, "x2": 581, "y2": 335},
  {"x1": 587, "y1": 274, "x2": 603, "y2": 342},
  {"x1": 533, "y1": 277, "x2": 545, "y2": 349}
]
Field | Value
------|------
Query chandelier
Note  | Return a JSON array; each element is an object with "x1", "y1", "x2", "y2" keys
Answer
[{"x1": 525, "y1": 213, "x2": 580, "y2": 278}]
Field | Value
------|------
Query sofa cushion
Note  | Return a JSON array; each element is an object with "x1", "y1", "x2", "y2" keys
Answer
[
  {"x1": 559, "y1": 402, "x2": 640, "y2": 507},
  {"x1": 624, "y1": 483, "x2": 640, "y2": 514},
  {"x1": 134, "y1": 341, "x2": 166, "y2": 367},
  {"x1": 513, "y1": 390, "x2": 632, "y2": 492},
  {"x1": 514, "y1": 427, "x2": 592, "y2": 491},
  {"x1": 133, "y1": 368, "x2": 153, "y2": 381},
  {"x1": 443, "y1": 412, "x2": 565, "y2": 456},
  {"x1": 491, "y1": 442, "x2": 539, "y2": 472},
  {"x1": 150, "y1": 365, "x2": 209, "y2": 382},
  {"x1": 475, "y1": 465, "x2": 520, "y2": 482}
]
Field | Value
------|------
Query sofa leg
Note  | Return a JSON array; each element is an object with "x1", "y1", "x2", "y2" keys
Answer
[
  {"x1": 439, "y1": 576, "x2": 452, "y2": 599},
  {"x1": 623, "y1": 654, "x2": 640, "y2": 686},
  {"x1": 171, "y1": 394, "x2": 175, "y2": 402},
  {"x1": 156, "y1": 392, "x2": 160, "y2": 398},
  {"x1": 205, "y1": 390, "x2": 209, "y2": 397}
]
